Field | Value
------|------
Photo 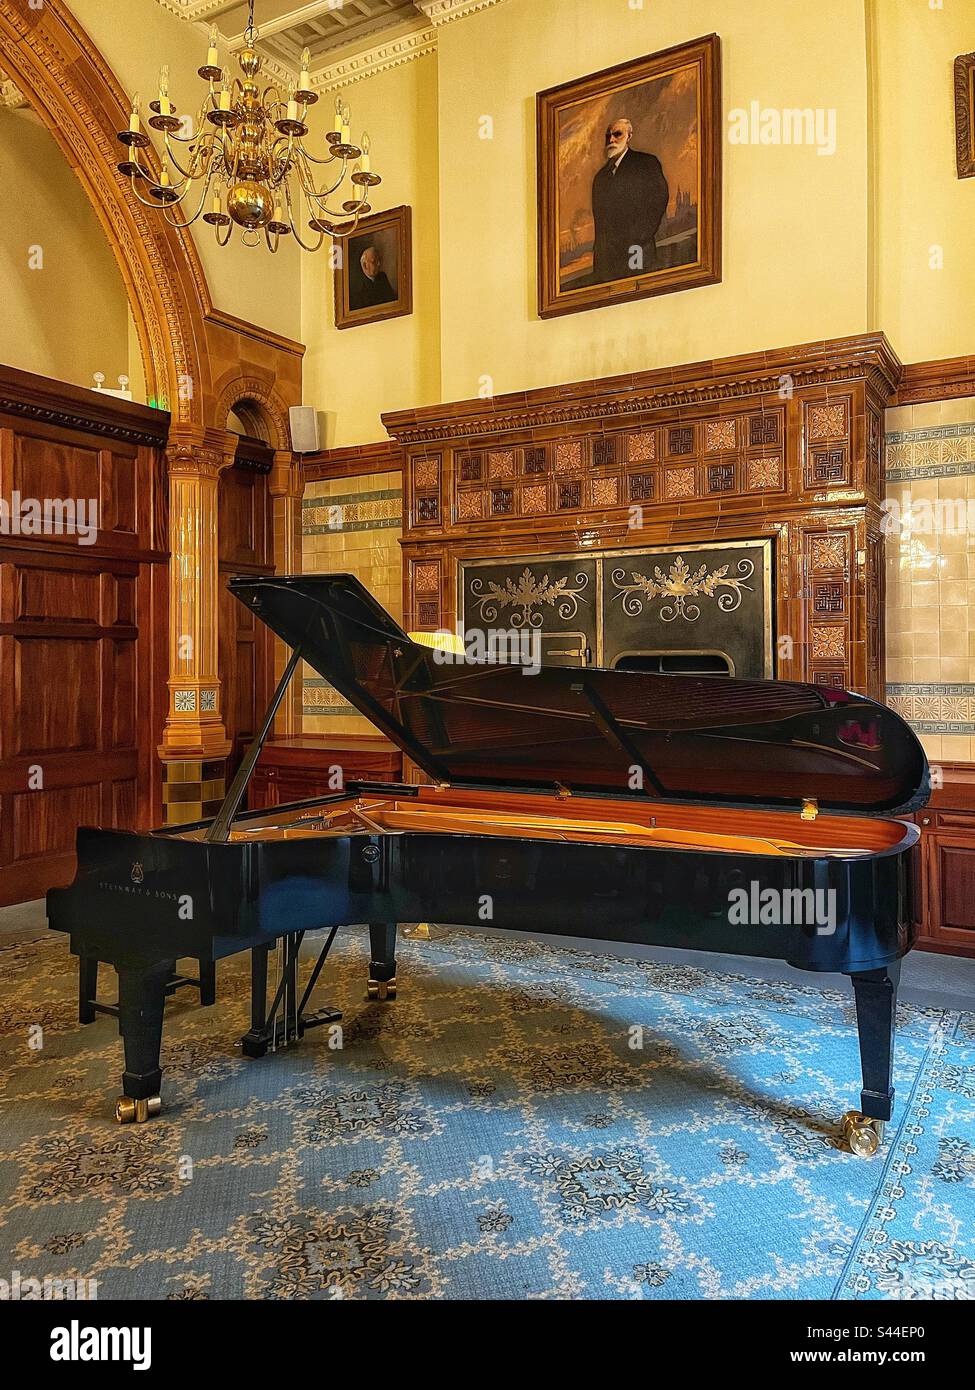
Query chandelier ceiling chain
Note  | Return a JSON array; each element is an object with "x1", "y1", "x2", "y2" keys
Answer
[{"x1": 115, "y1": 0, "x2": 381, "y2": 252}]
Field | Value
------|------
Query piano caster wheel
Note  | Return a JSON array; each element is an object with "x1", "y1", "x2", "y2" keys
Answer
[
  {"x1": 366, "y1": 977, "x2": 396, "y2": 1002},
  {"x1": 115, "y1": 1095, "x2": 162, "y2": 1125},
  {"x1": 841, "y1": 1110, "x2": 884, "y2": 1158}
]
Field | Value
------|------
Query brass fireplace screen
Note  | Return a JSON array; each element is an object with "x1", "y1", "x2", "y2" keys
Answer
[{"x1": 458, "y1": 539, "x2": 774, "y2": 678}]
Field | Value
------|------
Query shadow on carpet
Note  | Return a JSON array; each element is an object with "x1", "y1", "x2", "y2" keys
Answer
[{"x1": 0, "y1": 928, "x2": 973, "y2": 1300}]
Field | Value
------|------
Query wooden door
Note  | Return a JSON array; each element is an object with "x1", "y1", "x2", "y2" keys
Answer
[
  {"x1": 218, "y1": 444, "x2": 274, "y2": 781},
  {"x1": 0, "y1": 374, "x2": 169, "y2": 905}
]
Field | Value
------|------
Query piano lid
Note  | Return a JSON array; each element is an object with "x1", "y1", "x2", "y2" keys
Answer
[{"x1": 230, "y1": 573, "x2": 930, "y2": 818}]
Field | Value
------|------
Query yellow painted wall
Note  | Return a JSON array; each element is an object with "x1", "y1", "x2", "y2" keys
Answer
[
  {"x1": 870, "y1": 0, "x2": 975, "y2": 361},
  {"x1": 436, "y1": 0, "x2": 869, "y2": 400},
  {"x1": 0, "y1": 106, "x2": 130, "y2": 391},
  {"x1": 300, "y1": 52, "x2": 441, "y2": 447}
]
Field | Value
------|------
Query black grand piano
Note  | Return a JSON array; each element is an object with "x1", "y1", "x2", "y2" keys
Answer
[{"x1": 48, "y1": 574, "x2": 929, "y2": 1158}]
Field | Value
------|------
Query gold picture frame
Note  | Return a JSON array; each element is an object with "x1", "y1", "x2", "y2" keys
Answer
[
  {"x1": 955, "y1": 52, "x2": 975, "y2": 179},
  {"x1": 536, "y1": 34, "x2": 722, "y2": 319},
  {"x1": 333, "y1": 204, "x2": 413, "y2": 330}
]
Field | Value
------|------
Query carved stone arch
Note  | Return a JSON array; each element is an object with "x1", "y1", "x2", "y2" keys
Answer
[
  {"x1": 0, "y1": 0, "x2": 210, "y2": 422},
  {"x1": 216, "y1": 375, "x2": 293, "y2": 452}
]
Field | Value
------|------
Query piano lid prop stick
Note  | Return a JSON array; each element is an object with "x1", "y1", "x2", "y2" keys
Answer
[{"x1": 206, "y1": 643, "x2": 305, "y2": 844}]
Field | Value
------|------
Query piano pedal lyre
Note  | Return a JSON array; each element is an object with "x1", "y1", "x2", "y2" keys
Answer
[
  {"x1": 115, "y1": 1095, "x2": 162, "y2": 1125},
  {"x1": 840, "y1": 1110, "x2": 885, "y2": 1158}
]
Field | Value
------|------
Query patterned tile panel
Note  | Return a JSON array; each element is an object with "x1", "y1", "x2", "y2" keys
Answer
[
  {"x1": 887, "y1": 684, "x2": 975, "y2": 734},
  {"x1": 885, "y1": 423, "x2": 975, "y2": 481},
  {"x1": 302, "y1": 472, "x2": 403, "y2": 729}
]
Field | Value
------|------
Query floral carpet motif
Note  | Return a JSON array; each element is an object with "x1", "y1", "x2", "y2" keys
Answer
[{"x1": 0, "y1": 928, "x2": 973, "y2": 1300}]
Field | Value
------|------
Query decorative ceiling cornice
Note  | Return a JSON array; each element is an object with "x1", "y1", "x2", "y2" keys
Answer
[
  {"x1": 152, "y1": 0, "x2": 508, "y2": 89},
  {"x1": 312, "y1": 0, "x2": 507, "y2": 89},
  {"x1": 416, "y1": 0, "x2": 506, "y2": 25},
  {"x1": 382, "y1": 334, "x2": 904, "y2": 446},
  {"x1": 312, "y1": 27, "x2": 438, "y2": 93},
  {"x1": 155, "y1": 0, "x2": 226, "y2": 20}
]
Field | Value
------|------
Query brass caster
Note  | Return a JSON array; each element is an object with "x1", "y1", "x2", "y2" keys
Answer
[
  {"x1": 366, "y1": 977, "x2": 396, "y2": 1002},
  {"x1": 115, "y1": 1095, "x2": 162, "y2": 1125},
  {"x1": 841, "y1": 1110, "x2": 884, "y2": 1158}
]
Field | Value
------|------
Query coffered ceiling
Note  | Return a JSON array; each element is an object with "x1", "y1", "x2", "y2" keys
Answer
[{"x1": 155, "y1": 0, "x2": 504, "y2": 84}]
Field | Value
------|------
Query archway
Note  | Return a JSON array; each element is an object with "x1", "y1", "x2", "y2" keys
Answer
[
  {"x1": 216, "y1": 376, "x2": 293, "y2": 451},
  {"x1": 0, "y1": 0, "x2": 209, "y2": 421}
]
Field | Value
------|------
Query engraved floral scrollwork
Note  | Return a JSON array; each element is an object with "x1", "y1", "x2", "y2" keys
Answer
[
  {"x1": 610, "y1": 556, "x2": 754, "y2": 623},
  {"x1": 470, "y1": 568, "x2": 590, "y2": 628}
]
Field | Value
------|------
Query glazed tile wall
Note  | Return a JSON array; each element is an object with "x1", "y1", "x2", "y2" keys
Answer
[
  {"x1": 301, "y1": 472, "x2": 403, "y2": 733},
  {"x1": 885, "y1": 398, "x2": 975, "y2": 764}
]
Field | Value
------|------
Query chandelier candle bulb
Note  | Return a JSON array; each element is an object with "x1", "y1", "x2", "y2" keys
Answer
[
  {"x1": 219, "y1": 82, "x2": 231, "y2": 112},
  {"x1": 129, "y1": 97, "x2": 140, "y2": 133},
  {"x1": 207, "y1": 25, "x2": 219, "y2": 68},
  {"x1": 300, "y1": 48, "x2": 310, "y2": 89},
  {"x1": 158, "y1": 66, "x2": 171, "y2": 117},
  {"x1": 287, "y1": 97, "x2": 299, "y2": 122}
]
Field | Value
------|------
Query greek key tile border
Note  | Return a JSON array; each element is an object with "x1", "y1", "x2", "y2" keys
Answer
[
  {"x1": 303, "y1": 677, "x2": 355, "y2": 717},
  {"x1": 302, "y1": 488, "x2": 403, "y2": 536},
  {"x1": 887, "y1": 682, "x2": 975, "y2": 733},
  {"x1": 886, "y1": 423, "x2": 975, "y2": 481}
]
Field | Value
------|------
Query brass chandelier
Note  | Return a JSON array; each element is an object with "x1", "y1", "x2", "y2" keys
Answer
[{"x1": 115, "y1": 0, "x2": 381, "y2": 252}]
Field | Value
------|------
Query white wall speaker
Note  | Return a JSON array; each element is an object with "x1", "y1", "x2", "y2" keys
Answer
[{"x1": 289, "y1": 405, "x2": 321, "y2": 454}]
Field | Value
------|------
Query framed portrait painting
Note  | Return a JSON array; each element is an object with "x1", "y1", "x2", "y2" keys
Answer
[
  {"x1": 537, "y1": 34, "x2": 721, "y2": 319},
  {"x1": 954, "y1": 51, "x2": 975, "y2": 178},
  {"x1": 334, "y1": 204, "x2": 413, "y2": 330}
]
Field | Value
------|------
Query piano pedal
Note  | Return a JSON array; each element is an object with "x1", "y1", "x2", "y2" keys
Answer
[
  {"x1": 299, "y1": 1006, "x2": 343, "y2": 1033},
  {"x1": 366, "y1": 976, "x2": 396, "y2": 1002},
  {"x1": 239, "y1": 1007, "x2": 342, "y2": 1058},
  {"x1": 116, "y1": 1095, "x2": 161, "y2": 1125},
  {"x1": 841, "y1": 1110, "x2": 885, "y2": 1158}
]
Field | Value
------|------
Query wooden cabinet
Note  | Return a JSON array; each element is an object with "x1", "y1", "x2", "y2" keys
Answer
[
  {"x1": 911, "y1": 765, "x2": 975, "y2": 959},
  {"x1": 249, "y1": 735, "x2": 403, "y2": 810}
]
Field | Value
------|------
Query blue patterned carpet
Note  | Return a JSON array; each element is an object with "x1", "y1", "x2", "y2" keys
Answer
[{"x1": 0, "y1": 927, "x2": 974, "y2": 1300}]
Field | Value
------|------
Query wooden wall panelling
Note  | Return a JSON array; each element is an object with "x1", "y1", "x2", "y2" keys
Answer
[
  {"x1": 302, "y1": 439, "x2": 404, "y2": 483},
  {"x1": 0, "y1": 370, "x2": 169, "y2": 905},
  {"x1": 894, "y1": 355, "x2": 975, "y2": 406}
]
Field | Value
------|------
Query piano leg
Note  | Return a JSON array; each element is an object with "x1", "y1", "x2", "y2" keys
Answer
[
  {"x1": 843, "y1": 960, "x2": 901, "y2": 1158},
  {"x1": 78, "y1": 955, "x2": 98, "y2": 1025},
  {"x1": 114, "y1": 958, "x2": 175, "y2": 1123},
  {"x1": 199, "y1": 959, "x2": 217, "y2": 1007},
  {"x1": 367, "y1": 922, "x2": 397, "y2": 1001}
]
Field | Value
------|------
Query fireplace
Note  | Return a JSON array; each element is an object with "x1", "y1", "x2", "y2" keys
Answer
[
  {"x1": 385, "y1": 333, "x2": 898, "y2": 701},
  {"x1": 459, "y1": 538, "x2": 773, "y2": 678}
]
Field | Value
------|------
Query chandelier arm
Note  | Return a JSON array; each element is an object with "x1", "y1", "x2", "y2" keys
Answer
[
  {"x1": 215, "y1": 218, "x2": 234, "y2": 248},
  {"x1": 161, "y1": 170, "x2": 217, "y2": 230},
  {"x1": 295, "y1": 143, "x2": 342, "y2": 167},
  {"x1": 285, "y1": 180, "x2": 326, "y2": 252},
  {"x1": 164, "y1": 93, "x2": 217, "y2": 146},
  {"x1": 124, "y1": 175, "x2": 194, "y2": 211},
  {"x1": 296, "y1": 149, "x2": 347, "y2": 202},
  {"x1": 162, "y1": 132, "x2": 215, "y2": 181},
  {"x1": 324, "y1": 211, "x2": 364, "y2": 240}
]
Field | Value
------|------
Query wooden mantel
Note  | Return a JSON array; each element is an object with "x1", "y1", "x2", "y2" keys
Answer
[{"x1": 382, "y1": 332, "x2": 903, "y2": 700}]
